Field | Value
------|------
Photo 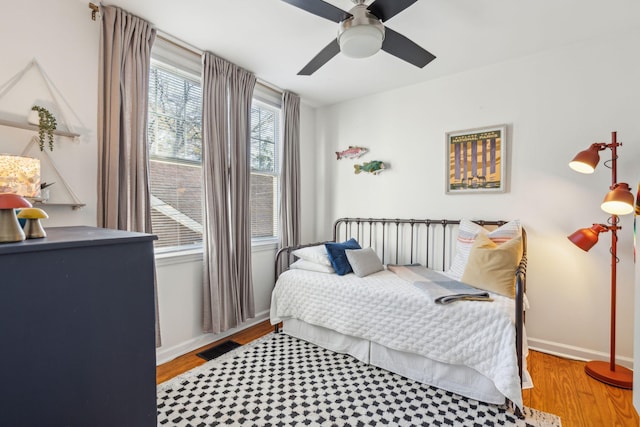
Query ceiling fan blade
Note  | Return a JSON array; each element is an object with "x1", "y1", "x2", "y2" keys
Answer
[
  {"x1": 281, "y1": 0, "x2": 351, "y2": 23},
  {"x1": 381, "y1": 27, "x2": 436, "y2": 68},
  {"x1": 298, "y1": 39, "x2": 341, "y2": 76},
  {"x1": 367, "y1": 0, "x2": 418, "y2": 22}
]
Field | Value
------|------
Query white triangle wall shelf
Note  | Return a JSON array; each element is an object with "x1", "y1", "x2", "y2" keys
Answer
[
  {"x1": 0, "y1": 59, "x2": 85, "y2": 209},
  {"x1": 21, "y1": 136, "x2": 85, "y2": 209}
]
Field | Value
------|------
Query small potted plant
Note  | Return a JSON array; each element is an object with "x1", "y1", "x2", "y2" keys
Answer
[{"x1": 29, "y1": 105, "x2": 57, "y2": 151}]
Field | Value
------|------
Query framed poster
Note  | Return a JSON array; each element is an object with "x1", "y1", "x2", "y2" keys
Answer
[{"x1": 445, "y1": 124, "x2": 507, "y2": 194}]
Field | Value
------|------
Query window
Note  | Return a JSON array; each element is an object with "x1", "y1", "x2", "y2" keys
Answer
[
  {"x1": 250, "y1": 100, "x2": 280, "y2": 240},
  {"x1": 147, "y1": 41, "x2": 281, "y2": 252},
  {"x1": 148, "y1": 61, "x2": 203, "y2": 251}
]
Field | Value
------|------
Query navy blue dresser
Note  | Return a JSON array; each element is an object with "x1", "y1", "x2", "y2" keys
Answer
[{"x1": 0, "y1": 226, "x2": 157, "y2": 427}]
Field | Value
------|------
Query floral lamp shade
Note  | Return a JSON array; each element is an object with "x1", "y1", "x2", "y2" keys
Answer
[{"x1": 0, "y1": 154, "x2": 41, "y2": 198}]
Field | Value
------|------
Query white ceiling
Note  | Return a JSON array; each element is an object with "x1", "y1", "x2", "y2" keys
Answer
[{"x1": 98, "y1": 0, "x2": 638, "y2": 107}]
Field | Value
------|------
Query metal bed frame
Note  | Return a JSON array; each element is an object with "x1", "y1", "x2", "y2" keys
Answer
[{"x1": 274, "y1": 217, "x2": 528, "y2": 397}]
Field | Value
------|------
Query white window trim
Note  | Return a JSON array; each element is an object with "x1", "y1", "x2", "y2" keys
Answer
[
  {"x1": 154, "y1": 239, "x2": 277, "y2": 265},
  {"x1": 155, "y1": 247, "x2": 203, "y2": 267}
]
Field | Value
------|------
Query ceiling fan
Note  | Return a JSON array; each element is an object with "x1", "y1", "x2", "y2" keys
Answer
[{"x1": 282, "y1": 0, "x2": 436, "y2": 75}]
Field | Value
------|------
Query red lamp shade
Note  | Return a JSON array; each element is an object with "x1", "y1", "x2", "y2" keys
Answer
[
  {"x1": 569, "y1": 144, "x2": 601, "y2": 174},
  {"x1": 601, "y1": 183, "x2": 635, "y2": 215},
  {"x1": 567, "y1": 224, "x2": 608, "y2": 252}
]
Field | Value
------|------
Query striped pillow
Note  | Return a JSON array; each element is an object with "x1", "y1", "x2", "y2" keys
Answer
[{"x1": 447, "y1": 219, "x2": 521, "y2": 280}]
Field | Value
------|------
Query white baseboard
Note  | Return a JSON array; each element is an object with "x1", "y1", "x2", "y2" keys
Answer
[
  {"x1": 528, "y1": 337, "x2": 634, "y2": 369},
  {"x1": 157, "y1": 324, "x2": 635, "y2": 370},
  {"x1": 155, "y1": 310, "x2": 271, "y2": 366}
]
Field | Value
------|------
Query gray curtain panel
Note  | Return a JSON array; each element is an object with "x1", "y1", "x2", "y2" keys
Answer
[
  {"x1": 201, "y1": 53, "x2": 257, "y2": 334},
  {"x1": 229, "y1": 67, "x2": 257, "y2": 323},
  {"x1": 278, "y1": 91, "x2": 301, "y2": 276},
  {"x1": 97, "y1": 5, "x2": 161, "y2": 347}
]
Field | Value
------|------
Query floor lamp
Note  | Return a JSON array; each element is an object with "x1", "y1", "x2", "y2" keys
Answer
[{"x1": 567, "y1": 131, "x2": 634, "y2": 389}]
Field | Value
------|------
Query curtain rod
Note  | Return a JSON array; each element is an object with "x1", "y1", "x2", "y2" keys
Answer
[
  {"x1": 89, "y1": 2, "x2": 99, "y2": 21},
  {"x1": 88, "y1": 4, "x2": 285, "y2": 95}
]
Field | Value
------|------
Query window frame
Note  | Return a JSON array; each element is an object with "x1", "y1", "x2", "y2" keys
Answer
[
  {"x1": 148, "y1": 56, "x2": 204, "y2": 255},
  {"x1": 148, "y1": 39, "x2": 283, "y2": 256}
]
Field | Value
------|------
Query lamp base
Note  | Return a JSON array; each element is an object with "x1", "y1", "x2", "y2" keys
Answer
[{"x1": 585, "y1": 361, "x2": 633, "y2": 389}]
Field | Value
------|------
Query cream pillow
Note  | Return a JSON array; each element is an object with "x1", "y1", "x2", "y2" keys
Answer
[
  {"x1": 461, "y1": 233, "x2": 523, "y2": 298},
  {"x1": 447, "y1": 219, "x2": 521, "y2": 280}
]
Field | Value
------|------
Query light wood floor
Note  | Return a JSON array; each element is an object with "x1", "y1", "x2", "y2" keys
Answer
[
  {"x1": 157, "y1": 320, "x2": 639, "y2": 427},
  {"x1": 155, "y1": 320, "x2": 275, "y2": 384}
]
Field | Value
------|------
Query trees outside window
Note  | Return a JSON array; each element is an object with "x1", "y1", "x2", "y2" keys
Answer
[{"x1": 147, "y1": 60, "x2": 280, "y2": 251}]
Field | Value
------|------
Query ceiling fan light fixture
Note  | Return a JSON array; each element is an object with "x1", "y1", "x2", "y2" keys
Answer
[
  {"x1": 338, "y1": 23, "x2": 384, "y2": 58},
  {"x1": 337, "y1": 4, "x2": 385, "y2": 59},
  {"x1": 286, "y1": 0, "x2": 434, "y2": 75}
]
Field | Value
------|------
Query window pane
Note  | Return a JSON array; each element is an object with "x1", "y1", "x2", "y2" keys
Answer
[
  {"x1": 148, "y1": 62, "x2": 203, "y2": 250},
  {"x1": 250, "y1": 172, "x2": 277, "y2": 238},
  {"x1": 250, "y1": 101, "x2": 279, "y2": 239},
  {"x1": 250, "y1": 104, "x2": 278, "y2": 174},
  {"x1": 148, "y1": 66, "x2": 202, "y2": 162}
]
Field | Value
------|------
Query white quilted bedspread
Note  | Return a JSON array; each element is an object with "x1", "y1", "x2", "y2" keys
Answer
[{"x1": 270, "y1": 269, "x2": 523, "y2": 409}]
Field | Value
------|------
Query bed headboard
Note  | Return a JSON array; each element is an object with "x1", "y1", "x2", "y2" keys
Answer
[
  {"x1": 334, "y1": 218, "x2": 527, "y2": 271},
  {"x1": 277, "y1": 217, "x2": 527, "y2": 277}
]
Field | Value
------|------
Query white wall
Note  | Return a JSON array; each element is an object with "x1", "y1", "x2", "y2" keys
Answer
[
  {"x1": 0, "y1": 0, "x2": 98, "y2": 226},
  {"x1": 3, "y1": 0, "x2": 639, "y2": 372},
  {"x1": 154, "y1": 244, "x2": 277, "y2": 364},
  {"x1": 0, "y1": 0, "x2": 311, "y2": 364},
  {"x1": 307, "y1": 28, "x2": 640, "y2": 366}
]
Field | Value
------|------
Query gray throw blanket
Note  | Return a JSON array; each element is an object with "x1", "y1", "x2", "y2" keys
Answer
[{"x1": 387, "y1": 264, "x2": 492, "y2": 304}]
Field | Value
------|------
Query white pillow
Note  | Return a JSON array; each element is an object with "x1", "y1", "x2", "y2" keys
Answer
[
  {"x1": 345, "y1": 247, "x2": 384, "y2": 278},
  {"x1": 289, "y1": 259, "x2": 335, "y2": 274},
  {"x1": 292, "y1": 245, "x2": 332, "y2": 267},
  {"x1": 447, "y1": 219, "x2": 521, "y2": 280}
]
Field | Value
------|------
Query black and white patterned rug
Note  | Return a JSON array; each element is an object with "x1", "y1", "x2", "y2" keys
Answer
[{"x1": 157, "y1": 333, "x2": 561, "y2": 426}]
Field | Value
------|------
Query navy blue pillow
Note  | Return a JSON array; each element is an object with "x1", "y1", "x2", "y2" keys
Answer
[{"x1": 325, "y1": 238, "x2": 361, "y2": 275}]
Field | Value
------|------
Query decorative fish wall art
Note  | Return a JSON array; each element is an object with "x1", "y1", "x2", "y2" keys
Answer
[
  {"x1": 354, "y1": 160, "x2": 386, "y2": 175},
  {"x1": 336, "y1": 146, "x2": 368, "y2": 160}
]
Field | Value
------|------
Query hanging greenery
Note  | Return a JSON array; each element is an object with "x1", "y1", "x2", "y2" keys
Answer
[{"x1": 31, "y1": 105, "x2": 57, "y2": 151}]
